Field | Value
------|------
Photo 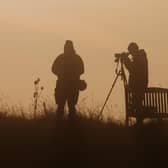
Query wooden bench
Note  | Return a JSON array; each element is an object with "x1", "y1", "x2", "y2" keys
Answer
[{"x1": 125, "y1": 87, "x2": 168, "y2": 126}]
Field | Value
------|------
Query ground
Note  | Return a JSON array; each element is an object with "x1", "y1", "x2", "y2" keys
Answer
[{"x1": 0, "y1": 113, "x2": 167, "y2": 167}]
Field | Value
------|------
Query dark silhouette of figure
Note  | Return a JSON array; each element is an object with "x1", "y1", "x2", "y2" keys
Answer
[
  {"x1": 122, "y1": 42, "x2": 148, "y2": 126},
  {"x1": 52, "y1": 40, "x2": 84, "y2": 119}
]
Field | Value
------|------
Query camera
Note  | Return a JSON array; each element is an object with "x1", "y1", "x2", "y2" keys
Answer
[{"x1": 114, "y1": 52, "x2": 129, "y2": 62}]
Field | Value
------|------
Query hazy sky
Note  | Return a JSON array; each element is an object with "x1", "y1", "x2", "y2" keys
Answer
[{"x1": 0, "y1": 0, "x2": 168, "y2": 118}]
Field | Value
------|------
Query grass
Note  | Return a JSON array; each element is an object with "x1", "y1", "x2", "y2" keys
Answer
[{"x1": 0, "y1": 109, "x2": 167, "y2": 167}]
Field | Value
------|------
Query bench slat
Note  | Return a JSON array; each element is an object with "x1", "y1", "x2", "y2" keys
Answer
[{"x1": 126, "y1": 87, "x2": 168, "y2": 119}]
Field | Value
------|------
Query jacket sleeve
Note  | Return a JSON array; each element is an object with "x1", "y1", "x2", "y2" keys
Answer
[
  {"x1": 78, "y1": 56, "x2": 84, "y2": 75},
  {"x1": 140, "y1": 49, "x2": 148, "y2": 87},
  {"x1": 145, "y1": 58, "x2": 149, "y2": 87},
  {"x1": 123, "y1": 56, "x2": 133, "y2": 72},
  {"x1": 51, "y1": 56, "x2": 61, "y2": 76}
]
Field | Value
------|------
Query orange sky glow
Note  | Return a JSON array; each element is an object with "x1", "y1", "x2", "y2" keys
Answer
[{"x1": 0, "y1": 0, "x2": 168, "y2": 119}]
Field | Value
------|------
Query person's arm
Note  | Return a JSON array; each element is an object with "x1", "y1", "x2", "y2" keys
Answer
[
  {"x1": 51, "y1": 59, "x2": 57, "y2": 75},
  {"x1": 140, "y1": 49, "x2": 148, "y2": 87},
  {"x1": 145, "y1": 58, "x2": 149, "y2": 87},
  {"x1": 122, "y1": 56, "x2": 133, "y2": 72},
  {"x1": 78, "y1": 56, "x2": 84, "y2": 75},
  {"x1": 80, "y1": 58, "x2": 84, "y2": 75},
  {"x1": 51, "y1": 56, "x2": 61, "y2": 76}
]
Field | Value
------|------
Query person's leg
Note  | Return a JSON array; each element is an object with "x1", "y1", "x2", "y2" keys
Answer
[
  {"x1": 67, "y1": 90, "x2": 79, "y2": 119},
  {"x1": 133, "y1": 92, "x2": 144, "y2": 127},
  {"x1": 56, "y1": 103, "x2": 65, "y2": 119},
  {"x1": 55, "y1": 82, "x2": 66, "y2": 119},
  {"x1": 136, "y1": 96, "x2": 143, "y2": 127}
]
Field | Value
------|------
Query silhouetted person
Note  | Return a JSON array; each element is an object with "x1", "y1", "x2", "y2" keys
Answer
[
  {"x1": 52, "y1": 40, "x2": 84, "y2": 119},
  {"x1": 122, "y1": 42, "x2": 148, "y2": 126}
]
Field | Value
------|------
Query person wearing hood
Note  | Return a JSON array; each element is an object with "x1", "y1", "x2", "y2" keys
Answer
[{"x1": 52, "y1": 40, "x2": 85, "y2": 119}]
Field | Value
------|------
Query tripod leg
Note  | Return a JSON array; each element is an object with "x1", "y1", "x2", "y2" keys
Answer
[{"x1": 98, "y1": 74, "x2": 120, "y2": 119}]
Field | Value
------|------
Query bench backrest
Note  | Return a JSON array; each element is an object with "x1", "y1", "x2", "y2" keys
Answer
[{"x1": 125, "y1": 87, "x2": 168, "y2": 115}]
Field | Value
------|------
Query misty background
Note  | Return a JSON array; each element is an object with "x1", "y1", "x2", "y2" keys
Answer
[{"x1": 0, "y1": 0, "x2": 168, "y2": 120}]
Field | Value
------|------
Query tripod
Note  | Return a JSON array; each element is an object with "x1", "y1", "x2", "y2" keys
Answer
[{"x1": 98, "y1": 58, "x2": 127, "y2": 119}]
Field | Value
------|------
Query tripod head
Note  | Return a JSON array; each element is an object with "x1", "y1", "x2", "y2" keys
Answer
[
  {"x1": 114, "y1": 52, "x2": 130, "y2": 63},
  {"x1": 97, "y1": 55, "x2": 128, "y2": 120}
]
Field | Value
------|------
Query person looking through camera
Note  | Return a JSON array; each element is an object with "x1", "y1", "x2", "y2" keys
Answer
[{"x1": 121, "y1": 42, "x2": 148, "y2": 126}]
